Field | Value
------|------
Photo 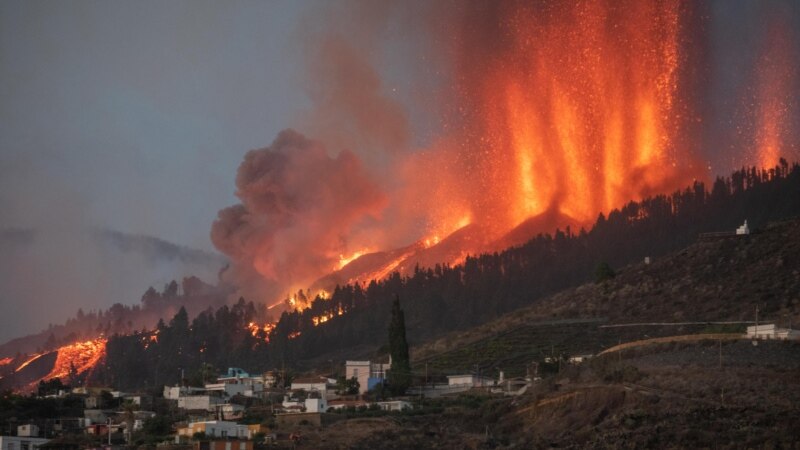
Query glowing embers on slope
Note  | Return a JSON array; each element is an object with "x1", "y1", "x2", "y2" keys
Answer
[
  {"x1": 312, "y1": 305, "x2": 345, "y2": 326},
  {"x1": 336, "y1": 249, "x2": 372, "y2": 271},
  {"x1": 461, "y1": 0, "x2": 689, "y2": 229},
  {"x1": 248, "y1": 322, "x2": 276, "y2": 343},
  {"x1": 43, "y1": 339, "x2": 106, "y2": 381}
]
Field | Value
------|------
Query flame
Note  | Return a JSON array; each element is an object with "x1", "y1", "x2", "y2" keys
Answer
[
  {"x1": 0, "y1": 357, "x2": 12, "y2": 366},
  {"x1": 288, "y1": 331, "x2": 301, "y2": 339},
  {"x1": 311, "y1": 304, "x2": 345, "y2": 327},
  {"x1": 248, "y1": 321, "x2": 276, "y2": 342}
]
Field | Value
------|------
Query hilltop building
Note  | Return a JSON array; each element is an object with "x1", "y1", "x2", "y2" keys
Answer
[{"x1": 747, "y1": 324, "x2": 800, "y2": 340}]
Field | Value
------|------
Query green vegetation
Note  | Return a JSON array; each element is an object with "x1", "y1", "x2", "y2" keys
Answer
[{"x1": 595, "y1": 261, "x2": 616, "y2": 283}]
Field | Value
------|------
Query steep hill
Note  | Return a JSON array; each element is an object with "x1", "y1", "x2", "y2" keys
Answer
[{"x1": 411, "y1": 217, "x2": 800, "y2": 380}]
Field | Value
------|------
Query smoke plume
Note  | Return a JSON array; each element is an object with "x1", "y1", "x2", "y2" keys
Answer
[{"x1": 211, "y1": 129, "x2": 386, "y2": 303}]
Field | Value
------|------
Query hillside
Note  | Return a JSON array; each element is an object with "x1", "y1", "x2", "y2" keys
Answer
[
  {"x1": 412, "y1": 217, "x2": 800, "y2": 371},
  {"x1": 301, "y1": 216, "x2": 800, "y2": 448}
]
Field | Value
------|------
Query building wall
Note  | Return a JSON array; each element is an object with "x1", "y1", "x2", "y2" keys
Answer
[
  {"x1": 345, "y1": 361, "x2": 371, "y2": 394},
  {"x1": 178, "y1": 396, "x2": 219, "y2": 411},
  {"x1": 203, "y1": 441, "x2": 253, "y2": 450},
  {"x1": 0, "y1": 436, "x2": 50, "y2": 450}
]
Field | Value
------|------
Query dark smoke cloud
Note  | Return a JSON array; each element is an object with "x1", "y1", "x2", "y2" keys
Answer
[{"x1": 211, "y1": 129, "x2": 386, "y2": 302}]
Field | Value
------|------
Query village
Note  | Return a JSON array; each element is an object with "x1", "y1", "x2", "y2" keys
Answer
[{"x1": 2, "y1": 320, "x2": 797, "y2": 450}]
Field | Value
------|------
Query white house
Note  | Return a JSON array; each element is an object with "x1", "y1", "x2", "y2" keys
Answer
[
  {"x1": 345, "y1": 359, "x2": 391, "y2": 394},
  {"x1": 304, "y1": 397, "x2": 328, "y2": 413},
  {"x1": 447, "y1": 375, "x2": 495, "y2": 388},
  {"x1": 289, "y1": 377, "x2": 329, "y2": 394},
  {"x1": 0, "y1": 436, "x2": 49, "y2": 450},
  {"x1": 176, "y1": 421, "x2": 258, "y2": 441},
  {"x1": 204, "y1": 382, "x2": 247, "y2": 398},
  {"x1": 377, "y1": 400, "x2": 412, "y2": 411},
  {"x1": 568, "y1": 354, "x2": 594, "y2": 364},
  {"x1": 215, "y1": 368, "x2": 265, "y2": 397},
  {"x1": 747, "y1": 324, "x2": 800, "y2": 340},
  {"x1": 736, "y1": 220, "x2": 750, "y2": 235},
  {"x1": 178, "y1": 395, "x2": 222, "y2": 411},
  {"x1": 16, "y1": 425, "x2": 39, "y2": 438},
  {"x1": 163, "y1": 385, "x2": 205, "y2": 400}
]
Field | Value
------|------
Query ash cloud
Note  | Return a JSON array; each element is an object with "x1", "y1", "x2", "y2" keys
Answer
[{"x1": 210, "y1": 129, "x2": 386, "y2": 302}]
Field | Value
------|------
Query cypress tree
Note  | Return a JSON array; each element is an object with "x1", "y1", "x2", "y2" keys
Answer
[{"x1": 387, "y1": 295, "x2": 411, "y2": 395}]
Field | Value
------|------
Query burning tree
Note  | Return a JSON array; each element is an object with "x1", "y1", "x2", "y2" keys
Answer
[{"x1": 387, "y1": 295, "x2": 411, "y2": 395}]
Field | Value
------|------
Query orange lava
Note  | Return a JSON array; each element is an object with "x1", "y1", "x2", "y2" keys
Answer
[
  {"x1": 43, "y1": 339, "x2": 106, "y2": 381},
  {"x1": 14, "y1": 353, "x2": 45, "y2": 373},
  {"x1": 442, "y1": 0, "x2": 699, "y2": 234},
  {"x1": 336, "y1": 249, "x2": 372, "y2": 271},
  {"x1": 754, "y1": 16, "x2": 796, "y2": 169}
]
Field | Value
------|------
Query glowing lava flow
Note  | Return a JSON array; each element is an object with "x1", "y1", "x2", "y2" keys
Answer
[
  {"x1": 43, "y1": 339, "x2": 106, "y2": 381},
  {"x1": 336, "y1": 249, "x2": 372, "y2": 271}
]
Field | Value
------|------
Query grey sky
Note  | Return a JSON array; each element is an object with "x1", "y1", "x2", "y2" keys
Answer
[{"x1": 1, "y1": 0, "x2": 312, "y2": 251}]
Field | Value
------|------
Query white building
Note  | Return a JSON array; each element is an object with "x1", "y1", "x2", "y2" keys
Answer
[
  {"x1": 176, "y1": 421, "x2": 257, "y2": 440},
  {"x1": 163, "y1": 385, "x2": 205, "y2": 400},
  {"x1": 0, "y1": 436, "x2": 49, "y2": 450},
  {"x1": 215, "y1": 368, "x2": 265, "y2": 397},
  {"x1": 447, "y1": 375, "x2": 495, "y2": 388},
  {"x1": 736, "y1": 220, "x2": 750, "y2": 235},
  {"x1": 377, "y1": 400, "x2": 412, "y2": 411},
  {"x1": 290, "y1": 377, "x2": 330, "y2": 394},
  {"x1": 304, "y1": 397, "x2": 328, "y2": 413},
  {"x1": 204, "y1": 382, "x2": 248, "y2": 398},
  {"x1": 747, "y1": 324, "x2": 800, "y2": 340},
  {"x1": 16, "y1": 426, "x2": 38, "y2": 438},
  {"x1": 568, "y1": 354, "x2": 594, "y2": 364},
  {"x1": 345, "y1": 359, "x2": 391, "y2": 394},
  {"x1": 178, "y1": 395, "x2": 223, "y2": 411}
]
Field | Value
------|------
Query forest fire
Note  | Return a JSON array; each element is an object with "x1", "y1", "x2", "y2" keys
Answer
[{"x1": 248, "y1": 321, "x2": 276, "y2": 342}]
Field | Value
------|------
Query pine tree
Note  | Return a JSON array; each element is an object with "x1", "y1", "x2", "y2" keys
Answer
[{"x1": 387, "y1": 295, "x2": 411, "y2": 395}]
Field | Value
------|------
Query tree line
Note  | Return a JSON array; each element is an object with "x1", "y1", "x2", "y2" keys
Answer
[{"x1": 98, "y1": 161, "x2": 800, "y2": 389}]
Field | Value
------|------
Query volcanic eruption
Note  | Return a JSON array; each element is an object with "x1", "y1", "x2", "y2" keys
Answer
[{"x1": 211, "y1": 0, "x2": 799, "y2": 309}]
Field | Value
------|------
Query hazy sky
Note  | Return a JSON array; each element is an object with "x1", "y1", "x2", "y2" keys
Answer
[{"x1": 1, "y1": 0, "x2": 313, "y2": 251}]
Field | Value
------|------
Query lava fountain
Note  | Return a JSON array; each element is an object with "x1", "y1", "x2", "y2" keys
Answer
[{"x1": 436, "y1": 0, "x2": 704, "y2": 234}]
